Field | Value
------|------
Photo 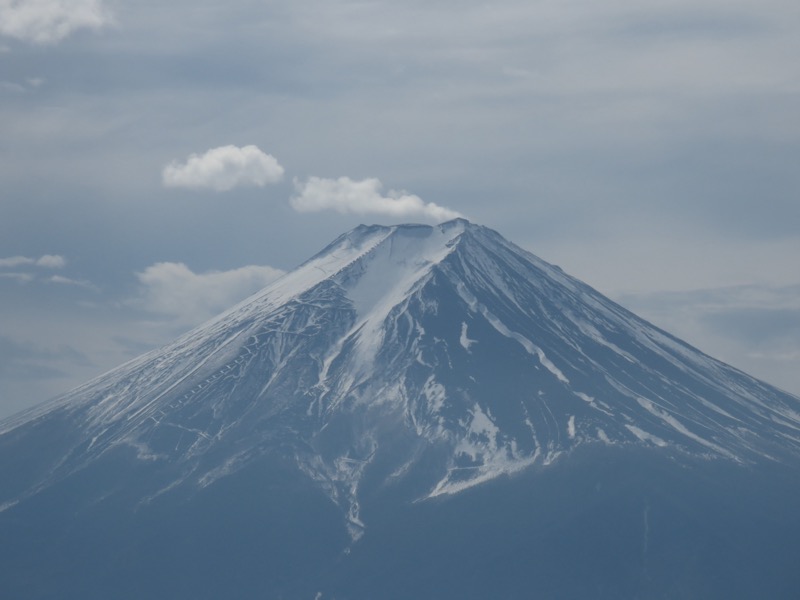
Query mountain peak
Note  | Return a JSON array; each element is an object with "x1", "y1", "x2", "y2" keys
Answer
[
  {"x1": 2, "y1": 221, "x2": 800, "y2": 538},
  {"x1": 3, "y1": 220, "x2": 800, "y2": 599}
]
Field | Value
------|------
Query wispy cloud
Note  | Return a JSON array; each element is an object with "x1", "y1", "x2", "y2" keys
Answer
[
  {"x1": 291, "y1": 176, "x2": 462, "y2": 222},
  {"x1": 133, "y1": 261, "x2": 285, "y2": 326},
  {"x1": 162, "y1": 145, "x2": 285, "y2": 192},
  {"x1": 0, "y1": 0, "x2": 112, "y2": 45},
  {"x1": 0, "y1": 255, "x2": 96, "y2": 289},
  {"x1": 0, "y1": 272, "x2": 34, "y2": 283},
  {"x1": 47, "y1": 274, "x2": 98, "y2": 291},
  {"x1": 0, "y1": 254, "x2": 65, "y2": 269}
]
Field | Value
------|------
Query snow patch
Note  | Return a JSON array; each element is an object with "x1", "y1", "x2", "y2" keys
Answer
[
  {"x1": 483, "y1": 309, "x2": 569, "y2": 383},
  {"x1": 422, "y1": 376, "x2": 446, "y2": 414},
  {"x1": 335, "y1": 224, "x2": 464, "y2": 375},
  {"x1": 455, "y1": 283, "x2": 569, "y2": 384},
  {"x1": 198, "y1": 453, "x2": 248, "y2": 488},
  {"x1": 625, "y1": 424, "x2": 667, "y2": 447},
  {"x1": 635, "y1": 397, "x2": 734, "y2": 458},
  {"x1": 345, "y1": 224, "x2": 463, "y2": 319},
  {"x1": 454, "y1": 403, "x2": 501, "y2": 460},
  {"x1": 428, "y1": 402, "x2": 542, "y2": 498},
  {"x1": 460, "y1": 322, "x2": 477, "y2": 351},
  {"x1": 427, "y1": 454, "x2": 539, "y2": 498}
]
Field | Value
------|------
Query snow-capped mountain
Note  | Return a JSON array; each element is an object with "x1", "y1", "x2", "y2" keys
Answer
[{"x1": 2, "y1": 219, "x2": 800, "y2": 599}]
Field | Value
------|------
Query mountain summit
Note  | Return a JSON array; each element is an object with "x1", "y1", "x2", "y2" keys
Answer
[{"x1": 2, "y1": 219, "x2": 800, "y2": 599}]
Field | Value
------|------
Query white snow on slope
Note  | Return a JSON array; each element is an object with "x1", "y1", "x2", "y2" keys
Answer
[
  {"x1": 3, "y1": 219, "x2": 800, "y2": 536},
  {"x1": 451, "y1": 274, "x2": 570, "y2": 385},
  {"x1": 460, "y1": 322, "x2": 477, "y2": 351},
  {"x1": 339, "y1": 222, "x2": 465, "y2": 374}
]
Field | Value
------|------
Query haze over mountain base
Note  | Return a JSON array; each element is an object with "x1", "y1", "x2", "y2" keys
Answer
[{"x1": 2, "y1": 444, "x2": 799, "y2": 599}]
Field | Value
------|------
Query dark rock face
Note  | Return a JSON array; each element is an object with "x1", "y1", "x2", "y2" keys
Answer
[{"x1": 2, "y1": 220, "x2": 799, "y2": 598}]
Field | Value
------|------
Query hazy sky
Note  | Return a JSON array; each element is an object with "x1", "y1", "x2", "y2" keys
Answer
[{"x1": 1, "y1": 0, "x2": 798, "y2": 417}]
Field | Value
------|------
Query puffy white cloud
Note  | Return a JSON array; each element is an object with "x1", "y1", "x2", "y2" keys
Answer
[
  {"x1": 35, "y1": 254, "x2": 66, "y2": 268},
  {"x1": 134, "y1": 261, "x2": 285, "y2": 325},
  {"x1": 0, "y1": 0, "x2": 112, "y2": 45},
  {"x1": 291, "y1": 176, "x2": 463, "y2": 222},
  {"x1": 162, "y1": 145, "x2": 285, "y2": 192},
  {"x1": 0, "y1": 254, "x2": 65, "y2": 268}
]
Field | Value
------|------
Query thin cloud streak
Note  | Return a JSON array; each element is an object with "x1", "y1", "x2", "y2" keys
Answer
[
  {"x1": 0, "y1": 272, "x2": 33, "y2": 283},
  {"x1": 47, "y1": 275, "x2": 98, "y2": 291},
  {"x1": 0, "y1": 254, "x2": 65, "y2": 269}
]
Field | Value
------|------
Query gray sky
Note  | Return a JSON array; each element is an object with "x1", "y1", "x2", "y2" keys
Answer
[{"x1": 1, "y1": 0, "x2": 798, "y2": 418}]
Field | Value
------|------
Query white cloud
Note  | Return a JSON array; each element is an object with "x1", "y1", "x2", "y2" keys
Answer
[
  {"x1": 291, "y1": 176, "x2": 463, "y2": 222},
  {"x1": 0, "y1": 254, "x2": 65, "y2": 269},
  {"x1": 134, "y1": 262, "x2": 285, "y2": 325},
  {"x1": 36, "y1": 254, "x2": 66, "y2": 268},
  {"x1": 0, "y1": 256, "x2": 33, "y2": 268},
  {"x1": 0, "y1": 272, "x2": 33, "y2": 283},
  {"x1": 162, "y1": 145, "x2": 285, "y2": 192},
  {"x1": 0, "y1": 0, "x2": 112, "y2": 45},
  {"x1": 47, "y1": 274, "x2": 97, "y2": 290}
]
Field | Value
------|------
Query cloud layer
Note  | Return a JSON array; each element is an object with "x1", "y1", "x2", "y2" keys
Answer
[
  {"x1": 618, "y1": 283, "x2": 800, "y2": 396},
  {"x1": 162, "y1": 145, "x2": 285, "y2": 192},
  {"x1": 134, "y1": 261, "x2": 285, "y2": 325},
  {"x1": 0, "y1": 0, "x2": 112, "y2": 45},
  {"x1": 2, "y1": 0, "x2": 799, "y2": 414},
  {"x1": 291, "y1": 176, "x2": 462, "y2": 222}
]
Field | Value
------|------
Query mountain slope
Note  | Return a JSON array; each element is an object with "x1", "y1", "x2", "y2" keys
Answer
[{"x1": 1, "y1": 219, "x2": 800, "y2": 598}]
